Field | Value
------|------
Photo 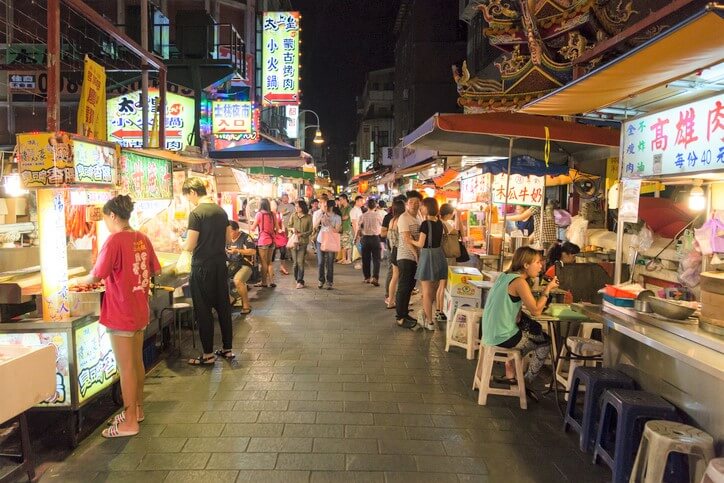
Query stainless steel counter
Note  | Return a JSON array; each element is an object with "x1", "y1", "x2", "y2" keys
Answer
[{"x1": 573, "y1": 302, "x2": 723, "y2": 452}]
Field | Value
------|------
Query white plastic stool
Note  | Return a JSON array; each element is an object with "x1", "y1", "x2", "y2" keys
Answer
[
  {"x1": 445, "y1": 307, "x2": 482, "y2": 360},
  {"x1": 702, "y1": 458, "x2": 724, "y2": 483},
  {"x1": 472, "y1": 344, "x2": 527, "y2": 409},
  {"x1": 555, "y1": 336, "x2": 603, "y2": 400},
  {"x1": 629, "y1": 420, "x2": 715, "y2": 483}
]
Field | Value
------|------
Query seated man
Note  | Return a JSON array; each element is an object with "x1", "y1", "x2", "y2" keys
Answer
[{"x1": 226, "y1": 221, "x2": 256, "y2": 315}]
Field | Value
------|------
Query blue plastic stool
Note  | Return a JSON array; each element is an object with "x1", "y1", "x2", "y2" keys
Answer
[
  {"x1": 592, "y1": 389, "x2": 679, "y2": 483},
  {"x1": 563, "y1": 367, "x2": 636, "y2": 453}
]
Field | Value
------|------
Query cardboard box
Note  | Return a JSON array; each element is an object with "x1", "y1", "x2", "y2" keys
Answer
[
  {"x1": 447, "y1": 266, "x2": 483, "y2": 298},
  {"x1": 443, "y1": 288, "x2": 482, "y2": 320}
]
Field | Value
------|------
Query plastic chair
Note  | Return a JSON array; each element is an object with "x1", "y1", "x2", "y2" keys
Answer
[
  {"x1": 629, "y1": 420, "x2": 715, "y2": 483},
  {"x1": 563, "y1": 367, "x2": 636, "y2": 452},
  {"x1": 701, "y1": 458, "x2": 724, "y2": 483},
  {"x1": 446, "y1": 307, "x2": 482, "y2": 360},
  {"x1": 593, "y1": 389, "x2": 679, "y2": 483},
  {"x1": 159, "y1": 301, "x2": 195, "y2": 352},
  {"x1": 473, "y1": 345, "x2": 527, "y2": 409}
]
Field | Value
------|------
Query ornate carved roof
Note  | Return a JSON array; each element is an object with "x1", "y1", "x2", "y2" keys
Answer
[{"x1": 455, "y1": 0, "x2": 708, "y2": 113}]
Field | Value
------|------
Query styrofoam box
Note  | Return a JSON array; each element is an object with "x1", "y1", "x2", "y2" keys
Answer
[
  {"x1": 0, "y1": 344, "x2": 56, "y2": 424},
  {"x1": 443, "y1": 288, "x2": 482, "y2": 320}
]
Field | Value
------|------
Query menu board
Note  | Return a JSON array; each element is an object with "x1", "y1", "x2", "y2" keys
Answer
[
  {"x1": 0, "y1": 331, "x2": 71, "y2": 406},
  {"x1": 72, "y1": 139, "x2": 116, "y2": 185},
  {"x1": 459, "y1": 173, "x2": 490, "y2": 204},
  {"x1": 119, "y1": 151, "x2": 173, "y2": 200}
]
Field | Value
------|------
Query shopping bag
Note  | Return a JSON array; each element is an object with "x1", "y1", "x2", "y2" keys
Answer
[
  {"x1": 175, "y1": 250, "x2": 192, "y2": 275},
  {"x1": 320, "y1": 230, "x2": 341, "y2": 252},
  {"x1": 286, "y1": 233, "x2": 299, "y2": 249}
]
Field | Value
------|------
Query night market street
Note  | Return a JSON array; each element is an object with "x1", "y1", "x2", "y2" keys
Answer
[{"x1": 28, "y1": 262, "x2": 609, "y2": 483}]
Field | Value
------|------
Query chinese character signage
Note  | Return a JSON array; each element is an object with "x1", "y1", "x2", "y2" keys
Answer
[
  {"x1": 212, "y1": 101, "x2": 253, "y2": 135},
  {"x1": 76, "y1": 55, "x2": 107, "y2": 140},
  {"x1": 262, "y1": 11, "x2": 300, "y2": 105},
  {"x1": 72, "y1": 139, "x2": 116, "y2": 185},
  {"x1": 107, "y1": 88, "x2": 195, "y2": 151},
  {"x1": 8, "y1": 73, "x2": 37, "y2": 91},
  {"x1": 37, "y1": 189, "x2": 70, "y2": 321},
  {"x1": 213, "y1": 107, "x2": 260, "y2": 150},
  {"x1": 119, "y1": 150, "x2": 173, "y2": 200},
  {"x1": 75, "y1": 320, "x2": 118, "y2": 403},
  {"x1": 459, "y1": 171, "x2": 488, "y2": 204},
  {"x1": 286, "y1": 105, "x2": 299, "y2": 138},
  {"x1": 622, "y1": 93, "x2": 724, "y2": 178},
  {"x1": 491, "y1": 173, "x2": 544, "y2": 206}
]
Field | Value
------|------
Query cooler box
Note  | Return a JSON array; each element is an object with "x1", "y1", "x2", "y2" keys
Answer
[
  {"x1": 443, "y1": 288, "x2": 482, "y2": 320},
  {"x1": 447, "y1": 266, "x2": 483, "y2": 298}
]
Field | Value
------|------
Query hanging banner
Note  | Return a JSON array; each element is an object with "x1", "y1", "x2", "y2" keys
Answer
[
  {"x1": 107, "y1": 89, "x2": 195, "y2": 150},
  {"x1": 76, "y1": 55, "x2": 107, "y2": 140},
  {"x1": 261, "y1": 11, "x2": 300, "y2": 106},
  {"x1": 491, "y1": 173, "x2": 544, "y2": 206},
  {"x1": 621, "y1": 93, "x2": 724, "y2": 178}
]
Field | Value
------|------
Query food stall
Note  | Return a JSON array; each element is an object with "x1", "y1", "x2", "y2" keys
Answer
[
  {"x1": 0, "y1": 133, "x2": 121, "y2": 446},
  {"x1": 580, "y1": 92, "x2": 724, "y2": 447}
]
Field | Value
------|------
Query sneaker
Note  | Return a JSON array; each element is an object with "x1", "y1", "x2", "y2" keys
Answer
[
  {"x1": 424, "y1": 321, "x2": 436, "y2": 331},
  {"x1": 318, "y1": 282, "x2": 324, "y2": 289},
  {"x1": 295, "y1": 282, "x2": 304, "y2": 289},
  {"x1": 326, "y1": 283, "x2": 333, "y2": 290},
  {"x1": 370, "y1": 278, "x2": 379, "y2": 287},
  {"x1": 435, "y1": 311, "x2": 447, "y2": 322}
]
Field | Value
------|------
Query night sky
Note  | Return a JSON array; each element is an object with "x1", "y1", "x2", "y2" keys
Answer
[{"x1": 292, "y1": 0, "x2": 401, "y2": 182}]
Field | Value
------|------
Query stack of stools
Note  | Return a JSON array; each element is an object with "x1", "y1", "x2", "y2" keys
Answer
[
  {"x1": 702, "y1": 458, "x2": 724, "y2": 483},
  {"x1": 592, "y1": 389, "x2": 679, "y2": 483},
  {"x1": 473, "y1": 345, "x2": 527, "y2": 409},
  {"x1": 629, "y1": 420, "x2": 716, "y2": 483},
  {"x1": 446, "y1": 307, "x2": 482, "y2": 360},
  {"x1": 563, "y1": 367, "x2": 636, "y2": 452}
]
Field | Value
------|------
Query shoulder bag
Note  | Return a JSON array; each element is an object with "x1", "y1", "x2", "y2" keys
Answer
[{"x1": 441, "y1": 222, "x2": 461, "y2": 259}]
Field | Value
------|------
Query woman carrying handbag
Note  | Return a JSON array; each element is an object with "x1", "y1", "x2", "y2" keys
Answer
[{"x1": 315, "y1": 199, "x2": 342, "y2": 290}]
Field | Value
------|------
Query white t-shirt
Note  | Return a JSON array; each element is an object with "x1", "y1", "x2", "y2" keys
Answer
[
  {"x1": 350, "y1": 206, "x2": 363, "y2": 224},
  {"x1": 396, "y1": 211, "x2": 421, "y2": 262}
]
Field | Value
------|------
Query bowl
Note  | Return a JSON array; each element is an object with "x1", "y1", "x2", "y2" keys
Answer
[{"x1": 647, "y1": 297, "x2": 696, "y2": 320}]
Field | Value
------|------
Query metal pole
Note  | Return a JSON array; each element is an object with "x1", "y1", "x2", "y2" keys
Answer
[
  {"x1": 613, "y1": 141, "x2": 626, "y2": 284},
  {"x1": 498, "y1": 137, "x2": 515, "y2": 271},
  {"x1": 7, "y1": 0, "x2": 14, "y2": 135},
  {"x1": 159, "y1": 69, "x2": 167, "y2": 149},
  {"x1": 140, "y1": 0, "x2": 149, "y2": 147},
  {"x1": 47, "y1": 0, "x2": 60, "y2": 131}
]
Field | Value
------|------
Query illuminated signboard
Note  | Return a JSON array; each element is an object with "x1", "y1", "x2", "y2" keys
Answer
[
  {"x1": 119, "y1": 151, "x2": 173, "y2": 200},
  {"x1": 621, "y1": 93, "x2": 724, "y2": 178},
  {"x1": 72, "y1": 139, "x2": 116, "y2": 185},
  {"x1": 75, "y1": 320, "x2": 118, "y2": 403},
  {"x1": 107, "y1": 88, "x2": 195, "y2": 150},
  {"x1": 491, "y1": 173, "x2": 544, "y2": 206},
  {"x1": 212, "y1": 100, "x2": 253, "y2": 135},
  {"x1": 261, "y1": 11, "x2": 300, "y2": 106},
  {"x1": 213, "y1": 108, "x2": 260, "y2": 150},
  {"x1": 286, "y1": 105, "x2": 299, "y2": 138}
]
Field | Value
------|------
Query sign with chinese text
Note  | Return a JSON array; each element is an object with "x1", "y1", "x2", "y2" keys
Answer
[
  {"x1": 8, "y1": 73, "x2": 37, "y2": 91},
  {"x1": 0, "y1": 331, "x2": 71, "y2": 406},
  {"x1": 491, "y1": 173, "x2": 544, "y2": 206},
  {"x1": 75, "y1": 320, "x2": 118, "y2": 403},
  {"x1": 459, "y1": 171, "x2": 488, "y2": 204},
  {"x1": 212, "y1": 101, "x2": 253, "y2": 135},
  {"x1": 286, "y1": 105, "x2": 299, "y2": 138},
  {"x1": 262, "y1": 11, "x2": 300, "y2": 106},
  {"x1": 37, "y1": 189, "x2": 70, "y2": 321},
  {"x1": 107, "y1": 88, "x2": 195, "y2": 150},
  {"x1": 119, "y1": 151, "x2": 173, "y2": 200},
  {"x1": 621, "y1": 94, "x2": 724, "y2": 178},
  {"x1": 17, "y1": 132, "x2": 75, "y2": 187},
  {"x1": 72, "y1": 139, "x2": 116, "y2": 185},
  {"x1": 76, "y1": 55, "x2": 107, "y2": 140}
]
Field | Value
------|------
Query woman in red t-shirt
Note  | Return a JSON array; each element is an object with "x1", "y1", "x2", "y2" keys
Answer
[{"x1": 73, "y1": 195, "x2": 161, "y2": 438}]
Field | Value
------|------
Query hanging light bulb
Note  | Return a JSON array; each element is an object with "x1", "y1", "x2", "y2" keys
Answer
[{"x1": 688, "y1": 180, "x2": 705, "y2": 211}]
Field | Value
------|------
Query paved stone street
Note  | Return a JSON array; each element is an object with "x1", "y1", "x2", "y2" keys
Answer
[{"x1": 33, "y1": 261, "x2": 610, "y2": 483}]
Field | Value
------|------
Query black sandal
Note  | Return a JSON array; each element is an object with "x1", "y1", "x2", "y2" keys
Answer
[
  {"x1": 269, "y1": 283, "x2": 277, "y2": 288},
  {"x1": 493, "y1": 376, "x2": 518, "y2": 386},
  {"x1": 215, "y1": 349, "x2": 236, "y2": 360},
  {"x1": 188, "y1": 354, "x2": 216, "y2": 366},
  {"x1": 239, "y1": 307, "x2": 252, "y2": 315}
]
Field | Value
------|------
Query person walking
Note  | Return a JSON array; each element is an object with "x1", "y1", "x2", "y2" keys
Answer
[
  {"x1": 250, "y1": 198, "x2": 279, "y2": 288},
  {"x1": 410, "y1": 198, "x2": 449, "y2": 330},
  {"x1": 338, "y1": 194, "x2": 352, "y2": 264},
  {"x1": 72, "y1": 195, "x2": 160, "y2": 438},
  {"x1": 288, "y1": 199, "x2": 313, "y2": 288},
  {"x1": 384, "y1": 199, "x2": 406, "y2": 309},
  {"x1": 395, "y1": 191, "x2": 423, "y2": 329},
  {"x1": 181, "y1": 178, "x2": 236, "y2": 365},
  {"x1": 358, "y1": 198, "x2": 383, "y2": 286},
  {"x1": 314, "y1": 199, "x2": 341, "y2": 289}
]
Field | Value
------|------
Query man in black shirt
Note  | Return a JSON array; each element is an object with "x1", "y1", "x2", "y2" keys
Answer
[{"x1": 181, "y1": 177, "x2": 234, "y2": 365}]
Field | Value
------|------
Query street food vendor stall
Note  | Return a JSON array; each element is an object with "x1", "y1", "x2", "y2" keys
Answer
[{"x1": 0, "y1": 133, "x2": 121, "y2": 446}]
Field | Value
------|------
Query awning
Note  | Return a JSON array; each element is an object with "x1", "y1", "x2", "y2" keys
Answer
[
  {"x1": 520, "y1": 7, "x2": 724, "y2": 116},
  {"x1": 480, "y1": 156, "x2": 569, "y2": 177},
  {"x1": 403, "y1": 112, "x2": 619, "y2": 162},
  {"x1": 247, "y1": 166, "x2": 314, "y2": 181},
  {"x1": 124, "y1": 148, "x2": 210, "y2": 165},
  {"x1": 349, "y1": 171, "x2": 375, "y2": 184},
  {"x1": 433, "y1": 169, "x2": 459, "y2": 187},
  {"x1": 209, "y1": 133, "x2": 313, "y2": 168}
]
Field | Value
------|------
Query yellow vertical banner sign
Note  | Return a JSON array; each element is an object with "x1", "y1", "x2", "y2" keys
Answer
[
  {"x1": 77, "y1": 55, "x2": 107, "y2": 140},
  {"x1": 37, "y1": 189, "x2": 70, "y2": 321}
]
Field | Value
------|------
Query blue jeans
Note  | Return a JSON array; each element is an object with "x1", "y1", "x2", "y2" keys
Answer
[
  {"x1": 291, "y1": 243, "x2": 307, "y2": 283},
  {"x1": 316, "y1": 242, "x2": 334, "y2": 285}
]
